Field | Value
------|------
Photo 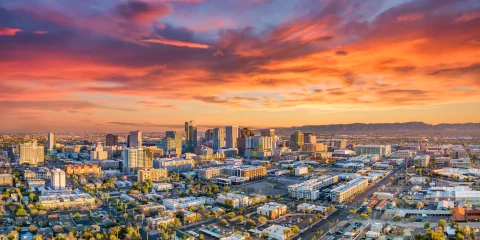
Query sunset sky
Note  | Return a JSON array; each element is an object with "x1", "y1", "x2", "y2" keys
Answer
[{"x1": 1, "y1": 0, "x2": 480, "y2": 132}]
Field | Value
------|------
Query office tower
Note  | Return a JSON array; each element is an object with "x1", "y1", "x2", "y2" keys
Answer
[
  {"x1": 205, "y1": 129, "x2": 213, "y2": 142},
  {"x1": 260, "y1": 129, "x2": 275, "y2": 137},
  {"x1": 19, "y1": 140, "x2": 45, "y2": 165},
  {"x1": 123, "y1": 147, "x2": 153, "y2": 175},
  {"x1": 225, "y1": 125, "x2": 239, "y2": 148},
  {"x1": 290, "y1": 131, "x2": 304, "y2": 151},
  {"x1": 185, "y1": 121, "x2": 198, "y2": 151},
  {"x1": 333, "y1": 140, "x2": 347, "y2": 149},
  {"x1": 129, "y1": 131, "x2": 142, "y2": 148},
  {"x1": 164, "y1": 131, "x2": 182, "y2": 155},
  {"x1": 106, "y1": 134, "x2": 118, "y2": 146},
  {"x1": 50, "y1": 168, "x2": 66, "y2": 190},
  {"x1": 304, "y1": 133, "x2": 317, "y2": 144},
  {"x1": 239, "y1": 128, "x2": 254, "y2": 138},
  {"x1": 90, "y1": 142, "x2": 108, "y2": 160},
  {"x1": 213, "y1": 127, "x2": 225, "y2": 151},
  {"x1": 47, "y1": 132, "x2": 55, "y2": 152}
]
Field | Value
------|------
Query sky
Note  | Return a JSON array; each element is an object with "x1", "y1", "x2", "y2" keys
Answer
[{"x1": 1, "y1": 0, "x2": 480, "y2": 132}]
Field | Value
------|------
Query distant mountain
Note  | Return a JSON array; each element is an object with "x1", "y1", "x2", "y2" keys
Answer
[{"x1": 273, "y1": 122, "x2": 480, "y2": 134}]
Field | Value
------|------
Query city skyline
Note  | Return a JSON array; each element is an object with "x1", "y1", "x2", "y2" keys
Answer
[{"x1": 1, "y1": 0, "x2": 480, "y2": 132}]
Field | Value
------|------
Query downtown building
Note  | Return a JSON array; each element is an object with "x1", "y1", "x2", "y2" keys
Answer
[
  {"x1": 225, "y1": 125, "x2": 239, "y2": 148},
  {"x1": 65, "y1": 164, "x2": 101, "y2": 175},
  {"x1": 244, "y1": 136, "x2": 274, "y2": 159},
  {"x1": 354, "y1": 145, "x2": 392, "y2": 156},
  {"x1": 123, "y1": 147, "x2": 153, "y2": 175},
  {"x1": 185, "y1": 120, "x2": 198, "y2": 152},
  {"x1": 128, "y1": 131, "x2": 142, "y2": 148},
  {"x1": 19, "y1": 140, "x2": 45, "y2": 165},
  {"x1": 105, "y1": 134, "x2": 118, "y2": 146},
  {"x1": 222, "y1": 165, "x2": 267, "y2": 181},
  {"x1": 197, "y1": 167, "x2": 223, "y2": 180},
  {"x1": 164, "y1": 131, "x2": 182, "y2": 156},
  {"x1": 213, "y1": 127, "x2": 225, "y2": 151}
]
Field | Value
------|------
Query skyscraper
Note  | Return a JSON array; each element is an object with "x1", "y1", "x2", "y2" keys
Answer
[
  {"x1": 185, "y1": 121, "x2": 198, "y2": 151},
  {"x1": 290, "y1": 131, "x2": 304, "y2": 151},
  {"x1": 205, "y1": 129, "x2": 213, "y2": 142},
  {"x1": 225, "y1": 125, "x2": 238, "y2": 148},
  {"x1": 48, "y1": 132, "x2": 55, "y2": 152},
  {"x1": 106, "y1": 134, "x2": 118, "y2": 146},
  {"x1": 260, "y1": 129, "x2": 275, "y2": 137},
  {"x1": 19, "y1": 140, "x2": 44, "y2": 165},
  {"x1": 164, "y1": 131, "x2": 182, "y2": 155},
  {"x1": 304, "y1": 133, "x2": 316, "y2": 144},
  {"x1": 123, "y1": 147, "x2": 153, "y2": 175},
  {"x1": 213, "y1": 127, "x2": 225, "y2": 151},
  {"x1": 129, "y1": 131, "x2": 142, "y2": 148},
  {"x1": 239, "y1": 128, "x2": 254, "y2": 138}
]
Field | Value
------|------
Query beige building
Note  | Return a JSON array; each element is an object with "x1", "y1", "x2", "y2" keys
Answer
[
  {"x1": 0, "y1": 174, "x2": 13, "y2": 186},
  {"x1": 90, "y1": 142, "x2": 108, "y2": 160},
  {"x1": 65, "y1": 164, "x2": 101, "y2": 175},
  {"x1": 332, "y1": 177, "x2": 369, "y2": 203},
  {"x1": 257, "y1": 202, "x2": 288, "y2": 219},
  {"x1": 138, "y1": 168, "x2": 168, "y2": 182},
  {"x1": 197, "y1": 167, "x2": 223, "y2": 180},
  {"x1": 39, "y1": 193, "x2": 96, "y2": 209},
  {"x1": 24, "y1": 168, "x2": 51, "y2": 180},
  {"x1": 19, "y1": 140, "x2": 44, "y2": 165},
  {"x1": 290, "y1": 131, "x2": 304, "y2": 151},
  {"x1": 123, "y1": 147, "x2": 153, "y2": 175}
]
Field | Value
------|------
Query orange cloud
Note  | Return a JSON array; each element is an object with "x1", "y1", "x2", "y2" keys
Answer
[
  {"x1": 33, "y1": 30, "x2": 48, "y2": 34},
  {"x1": 456, "y1": 11, "x2": 480, "y2": 22},
  {"x1": 396, "y1": 13, "x2": 424, "y2": 22}
]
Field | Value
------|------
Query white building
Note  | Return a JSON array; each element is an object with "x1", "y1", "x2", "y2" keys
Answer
[
  {"x1": 50, "y1": 168, "x2": 66, "y2": 190},
  {"x1": 288, "y1": 175, "x2": 338, "y2": 200},
  {"x1": 90, "y1": 142, "x2": 108, "y2": 160},
  {"x1": 257, "y1": 202, "x2": 288, "y2": 219},
  {"x1": 331, "y1": 177, "x2": 369, "y2": 203},
  {"x1": 413, "y1": 155, "x2": 430, "y2": 167},
  {"x1": 263, "y1": 225, "x2": 291, "y2": 240},
  {"x1": 152, "y1": 183, "x2": 173, "y2": 191},
  {"x1": 19, "y1": 140, "x2": 45, "y2": 165},
  {"x1": 354, "y1": 145, "x2": 391, "y2": 156},
  {"x1": 294, "y1": 166, "x2": 308, "y2": 176},
  {"x1": 216, "y1": 193, "x2": 249, "y2": 208},
  {"x1": 153, "y1": 158, "x2": 194, "y2": 172},
  {"x1": 162, "y1": 197, "x2": 213, "y2": 210},
  {"x1": 123, "y1": 147, "x2": 153, "y2": 175}
]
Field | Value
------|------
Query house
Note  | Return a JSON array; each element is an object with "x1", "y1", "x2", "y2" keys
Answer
[{"x1": 263, "y1": 225, "x2": 291, "y2": 240}]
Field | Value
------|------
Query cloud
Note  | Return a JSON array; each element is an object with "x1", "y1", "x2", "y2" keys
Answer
[
  {"x1": 0, "y1": 27, "x2": 22, "y2": 36},
  {"x1": 335, "y1": 50, "x2": 348, "y2": 56},
  {"x1": 33, "y1": 30, "x2": 48, "y2": 35},
  {"x1": 114, "y1": 0, "x2": 170, "y2": 24},
  {"x1": 396, "y1": 13, "x2": 424, "y2": 22},
  {"x1": 142, "y1": 37, "x2": 210, "y2": 49},
  {"x1": 456, "y1": 11, "x2": 480, "y2": 22}
]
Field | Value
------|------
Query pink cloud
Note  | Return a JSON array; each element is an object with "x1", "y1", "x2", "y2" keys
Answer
[
  {"x1": 396, "y1": 13, "x2": 425, "y2": 23},
  {"x1": 142, "y1": 37, "x2": 210, "y2": 49},
  {"x1": 34, "y1": 30, "x2": 48, "y2": 35},
  {"x1": 456, "y1": 11, "x2": 480, "y2": 22},
  {"x1": 0, "y1": 27, "x2": 22, "y2": 36}
]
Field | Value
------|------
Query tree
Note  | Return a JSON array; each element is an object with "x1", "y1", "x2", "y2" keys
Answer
[
  {"x1": 417, "y1": 202, "x2": 425, "y2": 210},
  {"x1": 199, "y1": 234, "x2": 204, "y2": 240},
  {"x1": 424, "y1": 221, "x2": 430, "y2": 229},
  {"x1": 360, "y1": 214, "x2": 368, "y2": 219},
  {"x1": 219, "y1": 219, "x2": 228, "y2": 226},
  {"x1": 258, "y1": 216, "x2": 267, "y2": 224},
  {"x1": 237, "y1": 216, "x2": 245, "y2": 223},
  {"x1": 29, "y1": 225, "x2": 38, "y2": 233},
  {"x1": 415, "y1": 232, "x2": 425, "y2": 240},
  {"x1": 246, "y1": 219, "x2": 256, "y2": 229},
  {"x1": 291, "y1": 225, "x2": 299, "y2": 234},
  {"x1": 228, "y1": 212, "x2": 236, "y2": 220},
  {"x1": 438, "y1": 219, "x2": 447, "y2": 228}
]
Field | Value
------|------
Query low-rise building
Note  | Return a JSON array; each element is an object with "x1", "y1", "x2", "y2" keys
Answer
[
  {"x1": 294, "y1": 166, "x2": 308, "y2": 176},
  {"x1": 331, "y1": 177, "x2": 369, "y2": 203},
  {"x1": 137, "y1": 168, "x2": 168, "y2": 182},
  {"x1": 39, "y1": 192, "x2": 95, "y2": 209},
  {"x1": 257, "y1": 202, "x2": 287, "y2": 219},
  {"x1": 450, "y1": 158, "x2": 471, "y2": 169},
  {"x1": 216, "y1": 193, "x2": 249, "y2": 208},
  {"x1": 197, "y1": 167, "x2": 223, "y2": 180},
  {"x1": 413, "y1": 155, "x2": 430, "y2": 167},
  {"x1": 0, "y1": 174, "x2": 13, "y2": 186},
  {"x1": 65, "y1": 164, "x2": 101, "y2": 175},
  {"x1": 150, "y1": 216, "x2": 174, "y2": 229},
  {"x1": 287, "y1": 175, "x2": 338, "y2": 200},
  {"x1": 162, "y1": 197, "x2": 213, "y2": 210},
  {"x1": 153, "y1": 183, "x2": 173, "y2": 191},
  {"x1": 263, "y1": 225, "x2": 291, "y2": 240}
]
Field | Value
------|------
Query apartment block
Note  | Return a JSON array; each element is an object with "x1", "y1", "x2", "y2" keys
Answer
[
  {"x1": 138, "y1": 168, "x2": 168, "y2": 182},
  {"x1": 257, "y1": 202, "x2": 288, "y2": 219},
  {"x1": 331, "y1": 177, "x2": 369, "y2": 203},
  {"x1": 65, "y1": 164, "x2": 101, "y2": 175}
]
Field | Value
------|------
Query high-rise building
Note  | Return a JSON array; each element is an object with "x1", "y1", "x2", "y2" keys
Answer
[
  {"x1": 123, "y1": 147, "x2": 153, "y2": 175},
  {"x1": 185, "y1": 120, "x2": 198, "y2": 151},
  {"x1": 50, "y1": 168, "x2": 66, "y2": 190},
  {"x1": 225, "y1": 125, "x2": 238, "y2": 148},
  {"x1": 260, "y1": 129, "x2": 275, "y2": 137},
  {"x1": 304, "y1": 133, "x2": 316, "y2": 144},
  {"x1": 164, "y1": 131, "x2": 182, "y2": 156},
  {"x1": 48, "y1": 132, "x2": 55, "y2": 152},
  {"x1": 239, "y1": 128, "x2": 255, "y2": 138},
  {"x1": 129, "y1": 131, "x2": 142, "y2": 148},
  {"x1": 290, "y1": 131, "x2": 304, "y2": 151},
  {"x1": 213, "y1": 127, "x2": 225, "y2": 151},
  {"x1": 106, "y1": 134, "x2": 118, "y2": 146},
  {"x1": 90, "y1": 142, "x2": 108, "y2": 160},
  {"x1": 205, "y1": 129, "x2": 213, "y2": 142},
  {"x1": 19, "y1": 140, "x2": 45, "y2": 165}
]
